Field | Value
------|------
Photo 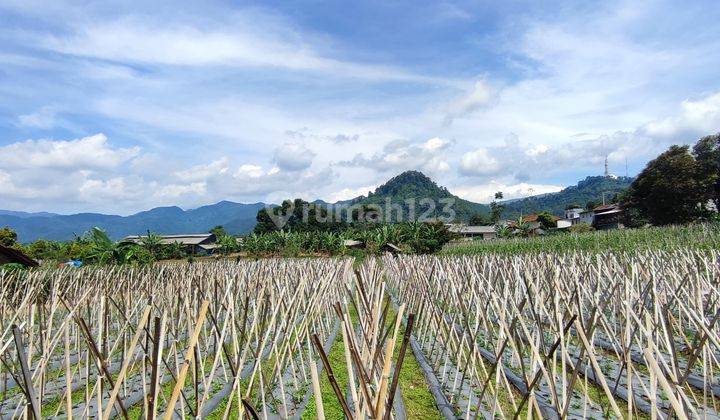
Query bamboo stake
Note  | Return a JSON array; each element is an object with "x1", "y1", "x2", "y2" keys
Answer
[
  {"x1": 163, "y1": 300, "x2": 209, "y2": 420},
  {"x1": 102, "y1": 305, "x2": 152, "y2": 420}
]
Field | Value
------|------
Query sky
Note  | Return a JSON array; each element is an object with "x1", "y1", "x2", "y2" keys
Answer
[{"x1": 1, "y1": 0, "x2": 719, "y2": 215}]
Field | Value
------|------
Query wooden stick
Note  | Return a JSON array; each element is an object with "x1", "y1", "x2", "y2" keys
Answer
[
  {"x1": 163, "y1": 300, "x2": 209, "y2": 420},
  {"x1": 12, "y1": 325, "x2": 41, "y2": 420},
  {"x1": 312, "y1": 333, "x2": 353, "y2": 419},
  {"x1": 102, "y1": 305, "x2": 152, "y2": 420},
  {"x1": 384, "y1": 313, "x2": 415, "y2": 420}
]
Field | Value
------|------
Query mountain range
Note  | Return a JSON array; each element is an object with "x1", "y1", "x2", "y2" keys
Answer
[
  {"x1": 0, "y1": 202, "x2": 264, "y2": 242},
  {"x1": 503, "y1": 175, "x2": 634, "y2": 217},
  {"x1": 1, "y1": 171, "x2": 633, "y2": 242}
]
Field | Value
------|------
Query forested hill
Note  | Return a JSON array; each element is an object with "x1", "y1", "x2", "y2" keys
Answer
[
  {"x1": 349, "y1": 171, "x2": 489, "y2": 221},
  {"x1": 502, "y1": 175, "x2": 634, "y2": 217}
]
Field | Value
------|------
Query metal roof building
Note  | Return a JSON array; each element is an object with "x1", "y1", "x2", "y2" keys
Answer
[
  {"x1": 121, "y1": 233, "x2": 218, "y2": 255},
  {"x1": 447, "y1": 225, "x2": 497, "y2": 240}
]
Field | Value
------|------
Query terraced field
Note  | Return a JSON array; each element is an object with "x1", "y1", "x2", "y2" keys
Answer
[{"x1": 1, "y1": 249, "x2": 719, "y2": 419}]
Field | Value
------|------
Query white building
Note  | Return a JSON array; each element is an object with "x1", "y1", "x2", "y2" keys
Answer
[
  {"x1": 564, "y1": 207, "x2": 584, "y2": 220},
  {"x1": 558, "y1": 207, "x2": 594, "y2": 229}
]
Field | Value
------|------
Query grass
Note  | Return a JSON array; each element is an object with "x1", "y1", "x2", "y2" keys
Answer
[
  {"x1": 441, "y1": 222, "x2": 720, "y2": 256},
  {"x1": 382, "y1": 299, "x2": 442, "y2": 419},
  {"x1": 300, "y1": 337, "x2": 349, "y2": 419},
  {"x1": 299, "y1": 293, "x2": 444, "y2": 419}
]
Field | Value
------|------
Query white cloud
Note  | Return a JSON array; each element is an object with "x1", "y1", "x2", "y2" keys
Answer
[
  {"x1": 174, "y1": 158, "x2": 229, "y2": 182},
  {"x1": 640, "y1": 91, "x2": 720, "y2": 141},
  {"x1": 230, "y1": 165, "x2": 335, "y2": 198},
  {"x1": 0, "y1": 170, "x2": 32, "y2": 199},
  {"x1": 457, "y1": 130, "x2": 661, "y2": 181},
  {"x1": 0, "y1": 134, "x2": 139, "y2": 170},
  {"x1": 156, "y1": 182, "x2": 207, "y2": 199},
  {"x1": 445, "y1": 80, "x2": 497, "y2": 123},
  {"x1": 452, "y1": 181, "x2": 564, "y2": 204},
  {"x1": 421, "y1": 137, "x2": 452, "y2": 152},
  {"x1": 17, "y1": 107, "x2": 58, "y2": 129},
  {"x1": 236, "y1": 164, "x2": 265, "y2": 178},
  {"x1": 340, "y1": 137, "x2": 452, "y2": 175},
  {"x1": 459, "y1": 148, "x2": 502, "y2": 177},
  {"x1": 79, "y1": 177, "x2": 144, "y2": 201},
  {"x1": 39, "y1": 16, "x2": 463, "y2": 86},
  {"x1": 329, "y1": 134, "x2": 360, "y2": 143},
  {"x1": 273, "y1": 142, "x2": 316, "y2": 171},
  {"x1": 324, "y1": 185, "x2": 377, "y2": 202}
]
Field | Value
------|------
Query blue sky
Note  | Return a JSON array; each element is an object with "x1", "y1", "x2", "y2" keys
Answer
[{"x1": 1, "y1": 0, "x2": 719, "y2": 214}]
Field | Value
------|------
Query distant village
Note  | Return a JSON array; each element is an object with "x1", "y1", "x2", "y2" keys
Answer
[{"x1": 447, "y1": 202, "x2": 623, "y2": 241}]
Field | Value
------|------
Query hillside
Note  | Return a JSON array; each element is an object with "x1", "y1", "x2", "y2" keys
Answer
[
  {"x1": 348, "y1": 171, "x2": 488, "y2": 222},
  {"x1": 0, "y1": 202, "x2": 264, "y2": 242},
  {"x1": 502, "y1": 175, "x2": 634, "y2": 217},
  {"x1": 1, "y1": 173, "x2": 635, "y2": 242}
]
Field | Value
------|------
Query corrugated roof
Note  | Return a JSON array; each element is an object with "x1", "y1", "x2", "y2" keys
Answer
[
  {"x1": 593, "y1": 204, "x2": 619, "y2": 213},
  {"x1": 448, "y1": 225, "x2": 496, "y2": 234},
  {"x1": 594, "y1": 208, "x2": 622, "y2": 216},
  {"x1": 522, "y1": 214, "x2": 561, "y2": 222},
  {"x1": 122, "y1": 233, "x2": 215, "y2": 246}
]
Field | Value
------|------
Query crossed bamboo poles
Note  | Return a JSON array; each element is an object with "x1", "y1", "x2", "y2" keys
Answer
[
  {"x1": 2, "y1": 249, "x2": 719, "y2": 419},
  {"x1": 308, "y1": 260, "x2": 416, "y2": 420},
  {"x1": 0, "y1": 259, "x2": 351, "y2": 419},
  {"x1": 382, "y1": 250, "x2": 720, "y2": 419}
]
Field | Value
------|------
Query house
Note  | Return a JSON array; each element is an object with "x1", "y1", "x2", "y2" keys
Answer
[
  {"x1": 522, "y1": 214, "x2": 560, "y2": 223},
  {"x1": 523, "y1": 214, "x2": 560, "y2": 231},
  {"x1": 381, "y1": 242, "x2": 403, "y2": 254},
  {"x1": 557, "y1": 204, "x2": 624, "y2": 230},
  {"x1": 564, "y1": 207, "x2": 584, "y2": 220},
  {"x1": 578, "y1": 210, "x2": 595, "y2": 226},
  {"x1": 592, "y1": 204, "x2": 624, "y2": 230},
  {"x1": 0, "y1": 245, "x2": 39, "y2": 267},
  {"x1": 343, "y1": 239, "x2": 366, "y2": 249},
  {"x1": 558, "y1": 207, "x2": 592, "y2": 229},
  {"x1": 121, "y1": 233, "x2": 218, "y2": 255},
  {"x1": 447, "y1": 224, "x2": 497, "y2": 241},
  {"x1": 557, "y1": 219, "x2": 572, "y2": 229}
]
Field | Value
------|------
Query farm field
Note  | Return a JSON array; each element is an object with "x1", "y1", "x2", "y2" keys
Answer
[
  {"x1": 442, "y1": 222, "x2": 720, "y2": 256},
  {"x1": 1, "y1": 246, "x2": 719, "y2": 418}
]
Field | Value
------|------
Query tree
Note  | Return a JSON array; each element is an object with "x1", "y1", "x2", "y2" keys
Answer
[
  {"x1": 510, "y1": 216, "x2": 535, "y2": 237},
  {"x1": 217, "y1": 235, "x2": 239, "y2": 255},
  {"x1": 489, "y1": 192, "x2": 505, "y2": 223},
  {"x1": 139, "y1": 231, "x2": 163, "y2": 258},
  {"x1": 209, "y1": 225, "x2": 228, "y2": 238},
  {"x1": 536, "y1": 212, "x2": 557, "y2": 230},
  {"x1": 255, "y1": 199, "x2": 344, "y2": 234},
  {"x1": 85, "y1": 227, "x2": 148, "y2": 265},
  {"x1": 623, "y1": 145, "x2": 713, "y2": 226},
  {"x1": 693, "y1": 133, "x2": 720, "y2": 208},
  {"x1": 0, "y1": 226, "x2": 18, "y2": 247},
  {"x1": 585, "y1": 200, "x2": 599, "y2": 211},
  {"x1": 469, "y1": 213, "x2": 489, "y2": 226},
  {"x1": 85, "y1": 227, "x2": 125, "y2": 264}
]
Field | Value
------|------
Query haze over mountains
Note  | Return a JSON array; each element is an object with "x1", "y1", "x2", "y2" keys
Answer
[{"x1": 1, "y1": 171, "x2": 633, "y2": 242}]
